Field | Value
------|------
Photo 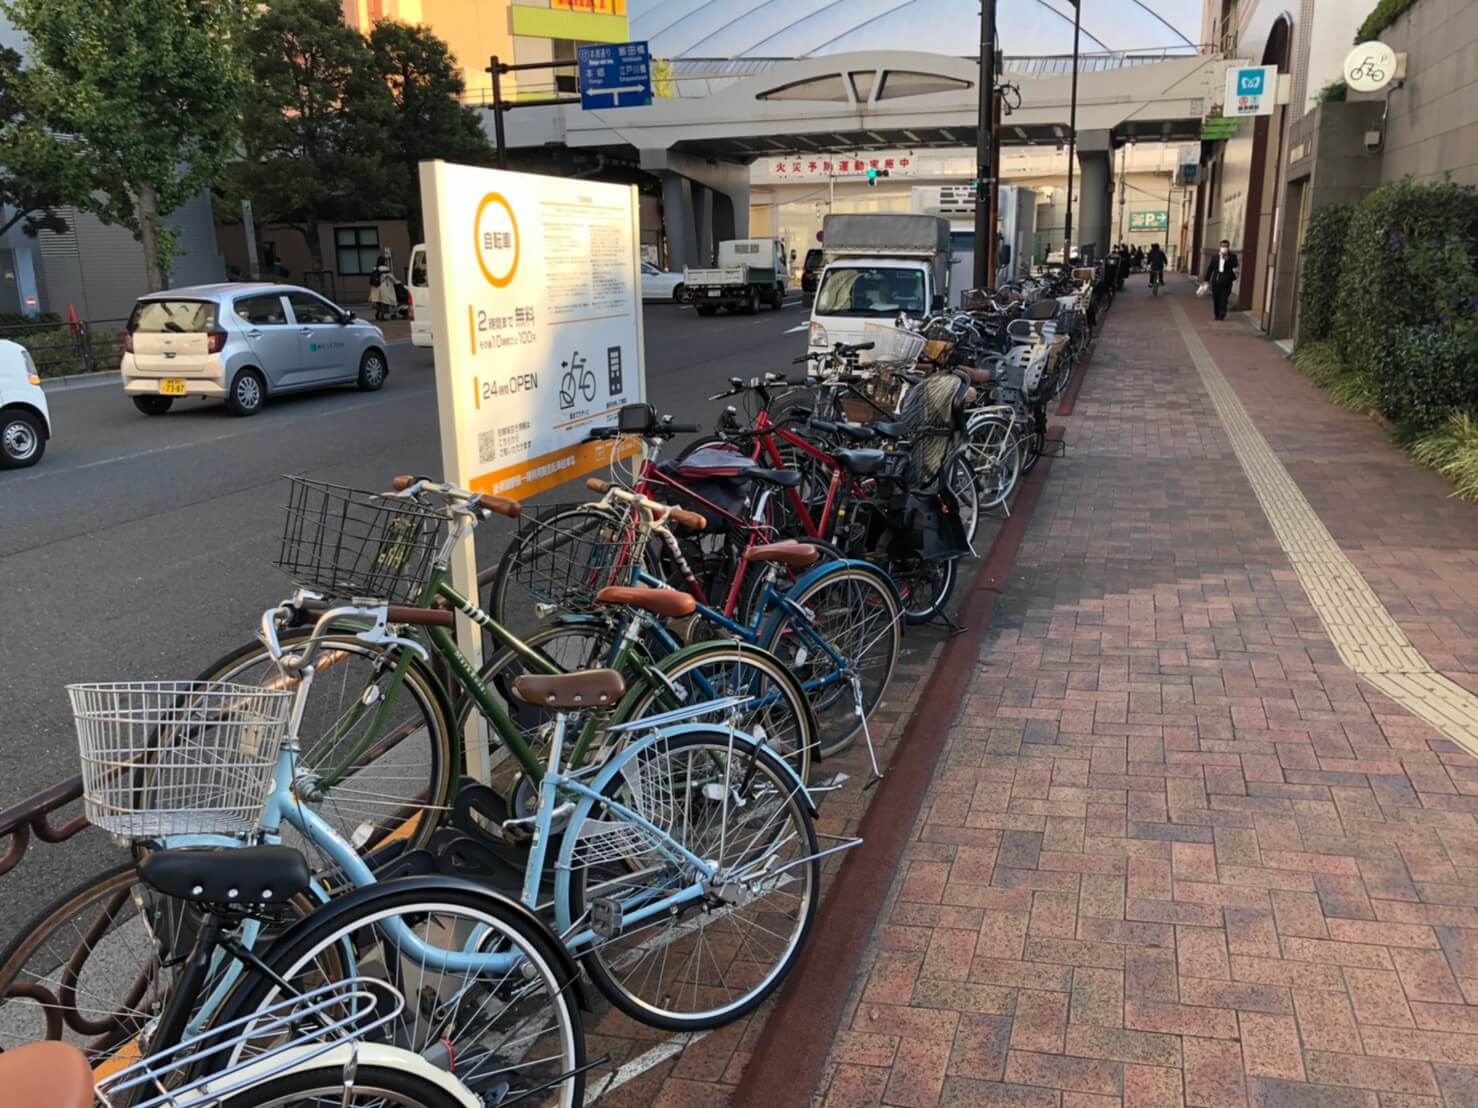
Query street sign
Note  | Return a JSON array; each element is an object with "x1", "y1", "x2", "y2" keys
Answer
[
  {"x1": 1224, "y1": 64, "x2": 1279, "y2": 117},
  {"x1": 577, "y1": 41, "x2": 652, "y2": 109},
  {"x1": 1345, "y1": 41, "x2": 1397, "y2": 92},
  {"x1": 1129, "y1": 210, "x2": 1169, "y2": 232},
  {"x1": 1202, "y1": 116, "x2": 1241, "y2": 140}
]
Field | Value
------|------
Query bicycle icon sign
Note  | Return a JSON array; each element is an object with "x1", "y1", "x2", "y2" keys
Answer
[
  {"x1": 1343, "y1": 41, "x2": 1397, "y2": 93},
  {"x1": 558, "y1": 351, "x2": 597, "y2": 410}
]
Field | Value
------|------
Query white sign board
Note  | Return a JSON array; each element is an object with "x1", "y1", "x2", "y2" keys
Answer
[
  {"x1": 420, "y1": 161, "x2": 646, "y2": 502},
  {"x1": 1224, "y1": 64, "x2": 1279, "y2": 117},
  {"x1": 1345, "y1": 41, "x2": 1397, "y2": 93}
]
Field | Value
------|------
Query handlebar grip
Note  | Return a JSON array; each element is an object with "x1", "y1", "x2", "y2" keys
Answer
[
  {"x1": 478, "y1": 493, "x2": 522, "y2": 518},
  {"x1": 792, "y1": 354, "x2": 813, "y2": 365},
  {"x1": 664, "y1": 423, "x2": 700, "y2": 434},
  {"x1": 391, "y1": 474, "x2": 415, "y2": 491},
  {"x1": 386, "y1": 606, "x2": 456, "y2": 628},
  {"x1": 586, "y1": 477, "x2": 611, "y2": 493},
  {"x1": 667, "y1": 507, "x2": 707, "y2": 532}
]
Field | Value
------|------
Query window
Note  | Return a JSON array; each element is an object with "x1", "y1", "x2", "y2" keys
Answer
[
  {"x1": 875, "y1": 71, "x2": 971, "y2": 100},
  {"x1": 757, "y1": 75, "x2": 850, "y2": 102},
  {"x1": 642, "y1": 261, "x2": 659, "y2": 274},
  {"x1": 849, "y1": 71, "x2": 876, "y2": 101},
  {"x1": 335, "y1": 227, "x2": 380, "y2": 275},
  {"x1": 814, "y1": 266, "x2": 926, "y2": 317},
  {"x1": 410, "y1": 251, "x2": 428, "y2": 287},
  {"x1": 234, "y1": 294, "x2": 287, "y2": 325},
  {"x1": 129, "y1": 299, "x2": 218, "y2": 332},
  {"x1": 287, "y1": 291, "x2": 343, "y2": 325}
]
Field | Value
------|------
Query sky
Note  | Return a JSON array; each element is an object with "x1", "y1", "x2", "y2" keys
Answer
[{"x1": 628, "y1": 0, "x2": 1206, "y2": 59}]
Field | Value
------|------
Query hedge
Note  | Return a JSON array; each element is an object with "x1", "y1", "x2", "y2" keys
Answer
[
  {"x1": 1297, "y1": 203, "x2": 1351, "y2": 343},
  {"x1": 1357, "y1": 0, "x2": 1418, "y2": 42}
]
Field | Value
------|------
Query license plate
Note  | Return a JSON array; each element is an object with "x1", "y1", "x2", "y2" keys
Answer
[
  {"x1": 707, "y1": 290, "x2": 720, "y2": 297},
  {"x1": 160, "y1": 378, "x2": 187, "y2": 395}
]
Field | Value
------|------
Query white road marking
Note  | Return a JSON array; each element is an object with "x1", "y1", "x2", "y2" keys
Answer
[
  {"x1": 585, "y1": 1032, "x2": 711, "y2": 1102},
  {"x1": 784, "y1": 324, "x2": 809, "y2": 335}
]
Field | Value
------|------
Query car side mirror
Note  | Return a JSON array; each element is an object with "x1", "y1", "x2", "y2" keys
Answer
[
  {"x1": 341, "y1": 310, "x2": 356, "y2": 324},
  {"x1": 931, "y1": 294, "x2": 945, "y2": 311}
]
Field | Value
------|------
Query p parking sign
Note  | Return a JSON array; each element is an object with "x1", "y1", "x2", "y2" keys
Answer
[{"x1": 1225, "y1": 64, "x2": 1279, "y2": 117}]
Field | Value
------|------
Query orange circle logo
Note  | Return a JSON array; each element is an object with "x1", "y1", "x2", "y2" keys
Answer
[{"x1": 474, "y1": 192, "x2": 519, "y2": 288}]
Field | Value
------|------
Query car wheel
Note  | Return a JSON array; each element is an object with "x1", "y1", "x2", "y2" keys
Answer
[
  {"x1": 771, "y1": 285, "x2": 785, "y2": 310},
  {"x1": 226, "y1": 369, "x2": 265, "y2": 416},
  {"x1": 0, "y1": 410, "x2": 45, "y2": 468},
  {"x1": 357, "y1": 349, "x2": 388, "y2": 391},
  {"x1": 672, "y1": 283, "x2": 686, "y2": 303},
  {"x1": 742, "y1": 288, "x2": 759, "y2": 315},
  {"x1": 132, "y1": 395, "x2": 173, "y2": 416}
]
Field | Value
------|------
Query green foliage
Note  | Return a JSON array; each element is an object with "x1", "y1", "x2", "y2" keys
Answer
[
  {"x1": 0, "y1": 46, "x2": 68, "y2": 239},
  {"x1": 1315, "y1": 79, "x2": 1348, "y2": 105},
  {"x1": 1377, "y1": 324, "x2": 1478, "y2": 430},
  {"x1": 1357, "y1": 0, "x2": 1419, "y2": 42},
  {"x1": 1293, "y1": 342, "x2": 1379, "y2": 411},
  {"x1": 369, "y1": 19, "x2": 494, "y2": 240},
  {"x1": 1411, "y1": 412, "x2": 1478, "y2": 501},
  {"x1": 0, "y1": 0, "x2": 250, "y2": 288},
  {"x1": 239, "y1": 0, "x2": 398, "y2": 268},
  {"x1": 1297, "y1": 204, "x2": 1352, "y2": 344},
  {"x1": 0, "y1": 310, "x2": 60, "y2": 329},
  {"x1": 1332, "y1": 177, "x2": 1478, "y2": 393}
]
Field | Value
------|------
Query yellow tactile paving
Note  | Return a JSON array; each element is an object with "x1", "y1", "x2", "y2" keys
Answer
[{"x1": 1170, "y1": 300, "x2": 1478, "y2": 755}]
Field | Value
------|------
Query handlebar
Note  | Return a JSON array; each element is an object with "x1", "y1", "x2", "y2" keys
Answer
[
  {"x1": 388, "y1": 474, "x2": 521, "y2": 519},
  {"x1": 585, "y1": 477, "x2": 706, "y2": 531}
]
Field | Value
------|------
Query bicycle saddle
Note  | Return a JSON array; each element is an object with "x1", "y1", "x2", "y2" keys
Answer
[
  {"x1": 510, "y1": 669, "x2": 626, "y2": 710},
  {"x1": 0, "y1": 1042, "x2": 91, "y2": 1108},
  {"x1": 140, "y1": 846, "x2": 311, "y2": 906},
  {"x1": 835, "y1": 449, "x2": 886, "y2": 476},
  {"x1": 810, "y1": 419, "x2": 872, "y2": 444},
  {"x1": 595, "y1": 585, "x2": 697, "y2": 619},
  {"x1": 869, "y1": 421, "x2": 909, "y2": 441},
  {"x1": 746, "y1": 468, "x2": 802, "y2": 488},
  {"x1": 744, "y1": 541, "x2": 819, "y2": 567}
]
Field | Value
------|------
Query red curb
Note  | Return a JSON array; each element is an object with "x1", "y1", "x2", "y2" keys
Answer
[{"x1": 731, "y1": 429, "x2": 1065, "y2": 1108}]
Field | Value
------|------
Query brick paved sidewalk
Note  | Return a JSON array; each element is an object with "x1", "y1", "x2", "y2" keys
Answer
[{"x1": 814, "y1": 284, "x2": 1478, "y2": 1107}]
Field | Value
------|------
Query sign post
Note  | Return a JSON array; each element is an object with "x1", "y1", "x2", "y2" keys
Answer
[
  {"x1": 577, "y1": 42, "x2": 653, "y2": 109},
  {"x1": 419, "y1": 160, "x2": 645, "y2": 777},
  {"x1": 1224, "y1": 64, "x2": 1279, "y2": 117}
]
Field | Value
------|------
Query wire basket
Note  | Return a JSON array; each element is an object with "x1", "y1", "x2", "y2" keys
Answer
[
  {"x1": 68, "y1": 681, "x2": 294, "y2": 839},
  {"x1": 859, "y1": 322, "x2": 927, "y2": 367},
  {"x1": 276, "y1": 475, "x2": 445, "y2": 605},
  {"x1": 505, "y1": 502, "x2": 646, "y2": 618}
]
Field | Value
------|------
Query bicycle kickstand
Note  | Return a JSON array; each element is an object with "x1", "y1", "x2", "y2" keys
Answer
[{"x1": 851, "y1": 675, "x2": 884, "y2": 789}]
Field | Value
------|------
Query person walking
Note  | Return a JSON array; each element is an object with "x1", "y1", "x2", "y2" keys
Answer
[
  {"x1": 368, "y1": 255, "x2": 396, "y2": 321},
  {"x1": 1203, "y1": 239, "x2": 1238, "y2": 320},
  {"x1": 1146, "y1": 242, "x2": 1167, "y2": 293}
]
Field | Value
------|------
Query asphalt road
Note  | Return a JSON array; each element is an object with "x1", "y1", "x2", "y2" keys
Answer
[{"x1": 0, "y1": 298, "x2": 812, "y2": 932}]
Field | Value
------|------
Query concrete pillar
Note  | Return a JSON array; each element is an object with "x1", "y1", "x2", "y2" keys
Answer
[
  {"x1": 1075, "y1": 130, "x2": 1114, "y2": 261},
  {"x1": 695, "y1": 185, "x2": 715, "y2": 265},
  {"x1": 712, "y1": 190, "x2": 737, "y2": 246},
  {"x1": 660, "y1": 172, "x2": 697, "y2": 270}
]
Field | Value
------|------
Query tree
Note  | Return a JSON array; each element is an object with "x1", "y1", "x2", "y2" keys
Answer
[
  {"x1": 0, "y1": 0, "x2": 249, "y2": 290},
  {"x1": 0, "y1": 46, "x2": 68, "y2": 239},
  {"x1": 370, "y1": 20, "x2": 494, "y2": 240},
  {"x1": 240, "y1": 0, "x2": 398, "y2": 271}
]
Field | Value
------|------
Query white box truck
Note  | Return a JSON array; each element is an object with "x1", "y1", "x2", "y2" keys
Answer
[
  {"x1": 807, "y1": 213, "x2": 951, "y2": 361},
  {"x1": 685, "y1": 239, "x2": 787, "y2": 315}
]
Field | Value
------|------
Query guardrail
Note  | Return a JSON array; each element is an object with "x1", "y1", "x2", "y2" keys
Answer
[{"x1": 1, "y1": 318, "x2": 129, "y2": 378}]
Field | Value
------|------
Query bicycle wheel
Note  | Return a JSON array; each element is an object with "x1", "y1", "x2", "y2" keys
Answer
[
  {"x1": 622, "y1": 641, "x2": 816, "y2": 783},
  {"x1": 488, "y1": 506, "x2": 655, "y2": 639},
  {"x1": 895, "y1": 553, "x2": 958, "y2": 626},
  {"x1": 219, "y1": 1059, "x2": 469, "y2": 1107},
  {"x1": 963, "y1": 413, "x2": 1022, "y2": 511},
  {"x1": 944, "y1": 448, "x2": 980, "y2": 550},
  {"x1": 219, "y1": 878, "x2": 585, "y2": 1108},
  {"x1": 567, "y1": 730, "x2": 819, "y2": 1030},
  {"x1": 764, "y1": 563, "x2": 901, "y2": 758},
  {"x1": 197, "y1": 633, "x2": 454, "y2": 870}
]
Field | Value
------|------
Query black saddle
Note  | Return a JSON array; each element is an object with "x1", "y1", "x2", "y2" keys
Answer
[
  {"x1": 835, "y1": 449, "x2": 886, "y2": 476},
  {"x1": 140, "y1": 846, "x2": 311, "y2": 906},
  {"x1": 746, "y1": 468, "x2": 802, "y2": 488},
  {"x1": 870, "y1": 421, "x2": 909, "y2": 441}
]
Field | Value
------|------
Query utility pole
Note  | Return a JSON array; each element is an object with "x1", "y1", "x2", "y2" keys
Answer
[
  {"x1": 1061, "y1": 0, "x2": 1081, "y2": 263},
  {"x1": 1117, "y1": 143, "x2": 1129, "y2": 242},
  {"x1": 486, "y1": 56, "x2": 508, "y2": 169},
  {"x1": 987, "y1": 84, "x2": 1003, "y2": 284},
  {"x1": 972, "y1": 0, "x2": 996, "y2": 289}
]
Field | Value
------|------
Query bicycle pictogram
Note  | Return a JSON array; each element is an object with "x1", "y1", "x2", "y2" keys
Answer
[{"x1": 558, "y1": 351, "x2": 597, "y2": 410}]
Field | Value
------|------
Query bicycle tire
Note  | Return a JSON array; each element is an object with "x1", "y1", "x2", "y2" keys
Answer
[
  {"x1": 567, "y1": 729, "x2": 819, "y2": 1030},
  {"x1": 216, "y1": 879, "x2": 586, "y2": 1108},
  {"x1": 218, "y1": 1060, "x2": 470, "y2": 1107},
  {"x1": 963, "y1": 412, "x2": 1022, "y2": 511},
  {"x1": 944, "y1": 448, "x2": 980, "y2": 550},
  {"x1": 195, "y1": 632, "x2": 455, "y2": 870},
  {"x1": 765, "y1": 562, "x2": 901, "y2": 758}
]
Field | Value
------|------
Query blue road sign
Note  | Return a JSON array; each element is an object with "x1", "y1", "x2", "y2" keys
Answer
[{"x1": 578, "y1": 42, "x2": 653, "y2": 110}]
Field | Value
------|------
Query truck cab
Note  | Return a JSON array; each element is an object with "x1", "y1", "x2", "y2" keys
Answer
[{"x1": 807, "y1": 214, "x2": 950, "y2": 364}]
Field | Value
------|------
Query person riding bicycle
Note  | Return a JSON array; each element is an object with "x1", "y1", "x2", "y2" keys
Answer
[{"x1": 1147, "y1": 243, "x2": 1167, "y2": 287}]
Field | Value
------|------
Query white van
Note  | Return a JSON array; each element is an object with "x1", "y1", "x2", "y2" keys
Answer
[{"x1": 408, "y1": 244, "x2": 432, "y2": 348}]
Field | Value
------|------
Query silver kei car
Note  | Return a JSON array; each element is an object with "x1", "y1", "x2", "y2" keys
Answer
[{"x1": 120, "y1": 283, "x2": 391, "y2": 417}]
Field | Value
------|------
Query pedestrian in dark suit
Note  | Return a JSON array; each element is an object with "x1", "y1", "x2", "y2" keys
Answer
[{"x1": 1203, "y1": 239, "x2": 1238, "y2": 320}]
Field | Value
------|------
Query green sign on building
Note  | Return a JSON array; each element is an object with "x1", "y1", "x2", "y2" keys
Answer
[
  {"x1": 1129, "y1": 210, "x2": 1169, "y2": 232},
  {"x1": 1201, "y1": 116, "x2": 1241, "y2": 141}
]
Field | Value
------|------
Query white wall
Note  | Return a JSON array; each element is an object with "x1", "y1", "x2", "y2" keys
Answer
[{"x1": 1305, "y1": 2, "x2": 1369, "y2": 115}]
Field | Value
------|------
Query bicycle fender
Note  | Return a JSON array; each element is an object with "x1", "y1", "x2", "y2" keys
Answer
[
  {"x1": 755, "y1": 557, "x2": 901, "y2": 649},
  {"x1": 551, "y1": 722, "x2": 817, "y2": 932}
]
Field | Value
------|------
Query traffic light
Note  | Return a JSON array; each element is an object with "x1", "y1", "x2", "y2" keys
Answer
[{"x1": 866, "y1": 167, "x2": 891, "y2": 187}]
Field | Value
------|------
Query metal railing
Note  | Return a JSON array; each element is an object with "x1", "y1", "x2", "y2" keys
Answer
[{"x1": 0, "y1": 318, "x2": 128, "y2": 378}]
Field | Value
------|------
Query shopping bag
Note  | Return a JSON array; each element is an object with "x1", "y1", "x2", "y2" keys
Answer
[{"x1": 1196, "y1": 282, "x2": 1210, "y2": 298}]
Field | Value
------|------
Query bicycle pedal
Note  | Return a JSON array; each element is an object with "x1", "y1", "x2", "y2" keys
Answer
[{"x1": 591, "y1": 896, "x2": 624, "y2": 940}]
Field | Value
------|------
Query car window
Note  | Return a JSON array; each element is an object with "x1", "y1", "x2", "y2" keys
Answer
[
  {"x1": 287, "y1": 292, "x2": 342, "y2": 325},
  {"x1": 814, "y1": 267, "x2": 926, "y2": 316},
  {"x1": 642, "y1": 262, "x2": 658, "y2": 274},
  {"x1": 234, "y1": 294, "x2": 287, "y2": 325},
  {"x1": 410, "y1": 252, "x2": 428, "y2": 287},
  {"x1": 804, "y1": 250, "x2": 824, "y2": 268},
  {"x1": 129, "y1": 300, "x2": 218, "y2": 332}
]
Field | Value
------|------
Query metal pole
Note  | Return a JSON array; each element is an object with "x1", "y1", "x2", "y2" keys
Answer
[
  {"x1": 488, "y1": 55, "x2": 508, "y2": 170},
  {"x1": 973, "y1": 0, "x2": 996, "y2": 289},
  {"x1": 1062, "y1": 0, "x2": 1080, "y2": 262},
  {"x1": 987, "y1": 85, "x2": 1002, "y2": 283},
  {"x1": 1117, "y1": 143, "x2": 1128, "y2": 241}
]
